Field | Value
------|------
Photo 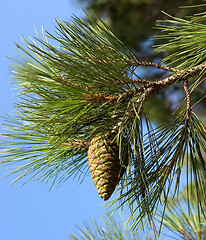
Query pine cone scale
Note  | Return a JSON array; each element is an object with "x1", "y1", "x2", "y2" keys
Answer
[{"x1": 88, "y1": 134, "x2": 128, "y2": 201}]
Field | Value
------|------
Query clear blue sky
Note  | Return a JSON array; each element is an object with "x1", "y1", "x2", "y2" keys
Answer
[{"x1": 0, "y1": 1, "x2": 177, "y2": 240}]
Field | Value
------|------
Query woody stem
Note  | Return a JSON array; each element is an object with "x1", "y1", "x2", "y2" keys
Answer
[
  {"x1": 129, "y1": 59, "x2": 179, "y2": 72},
  {"x1": 183, "y1": 79, "x2": 191, "y2": 121}
]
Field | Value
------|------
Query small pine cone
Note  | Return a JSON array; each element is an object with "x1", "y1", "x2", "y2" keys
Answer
[{"x1": 88, "y1": 134, "x2": 128, "y2": 201}]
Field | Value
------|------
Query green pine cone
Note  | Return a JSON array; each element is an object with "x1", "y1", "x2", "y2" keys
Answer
[{"x1": 88, "y1": 134, "x2": 127, "y2": 201}]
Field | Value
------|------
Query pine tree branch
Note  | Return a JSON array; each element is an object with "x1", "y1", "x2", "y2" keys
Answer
[
  {"x1": 172, "y1": 77, "x2": 206, "y2": 116},
  {"x1": 82, "y1": 63, "x2": 206, "y2": 106},
  {"x1": 2, "y1": 10, "x2": 206, "y2": 234},
  {"x1": 183, "y1": 79, "x2": 191, "y2": 121},
  {"x1": 129, "y1": 59, "x2": 179, "y2": 72},
  {"x1": 145, "y1": 63, "x2": 206, "y2": 94}
]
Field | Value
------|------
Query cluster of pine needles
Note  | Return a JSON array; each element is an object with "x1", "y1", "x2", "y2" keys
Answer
[{"x1": 0, "y1": 10, "x2": 206, "y2": 232}]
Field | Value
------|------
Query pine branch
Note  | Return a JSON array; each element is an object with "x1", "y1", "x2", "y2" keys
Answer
[
  {"x1": 157, "y1": 193, "x2": 206, "y2": 240},
  {"x1": 183, "y1": 79, "x2": 191, "y2": 121},
  {"x1": 155, "y1": 9, "x2": 206, "y2": 69},
  {"x1": 129, "y1": 59, "x2": 179, "y2": 72},
  {"x1": 1, "y1": 9, "x2": 206, "y2": 234},
  {"x1": 81, "y1": 63, "x2": 206, "y2": 107},
  {"x1": 145, "y1": 63, "x2": 206, "y2": 93}
]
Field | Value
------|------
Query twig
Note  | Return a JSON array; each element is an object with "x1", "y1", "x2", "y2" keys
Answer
[
  {"x1": 83, "y1": 63, "x2": 206, "y2": 105},
  {"x1": 65, "y1": 64, "x2": 206, "y2": 151},
  {"x1": 172, "y1": 76, "x2": 206, "y2": 115},
  {"x1": 144, "y1": 63, "x2": 206, "y2": 99},
  {"x1": 183, "y1": 79, "x2": 191, "y2": 121},
  {"x1": 129, "y1": 59, "x2": 179, "y2": 72}
]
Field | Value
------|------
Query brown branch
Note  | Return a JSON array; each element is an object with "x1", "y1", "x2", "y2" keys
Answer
[
  {"x1": 172, "y1": 75, "x2": 206, "y2": 116},
  {"x1": 129, "y1": 59, "x2": 179, "y2": 72},
  {"x1": 183, "y1": 79, "x2": 191, "y2": 121},
  {"x1": 143, "y1": 63, "x2": 206, "y2": 99},
  {"x1": 68, "y1": 64, "x2": 206, "y2": 151},
  {"x1": 83, "y1": 64, "x2": 206, "y2": 107}
]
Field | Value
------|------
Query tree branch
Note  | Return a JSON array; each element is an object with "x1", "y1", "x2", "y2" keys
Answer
[
  {"x1": 183, "y1": 79, "x2": 191, "y2": 121},
  {"x1": 142, "y1": 63, "x2": 206, "y2": 100},
  {"x1": 129, "y1": 59, "x2": 179, "y2": 72},
  {"x1": 83, "y1": 63, "x2": 206, "y2": 105}
]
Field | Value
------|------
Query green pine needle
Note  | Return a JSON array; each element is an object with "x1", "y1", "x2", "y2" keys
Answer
[
  {"x1": 0, "y1": 9, "x2": 206, "y2": 233},
  {"x1": 158, "y1": 194, "x2": 206, "y2": 239},
  {"x1": 69, "y1": 213, "x2": 147, "y2": 240},
  {"x1": 106, "y1": 111, "x2": 206, "y2": 231},
  {"x1": 155, "y1": 7, "x2": 206, "y2": 69},
  {"x1": 0, "y1": 11, "x2": 140, "y2": 186}
]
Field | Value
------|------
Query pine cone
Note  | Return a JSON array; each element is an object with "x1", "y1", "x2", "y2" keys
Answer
[{"x1": 88, "y1": 134, "x2": 128, "y2": 200}]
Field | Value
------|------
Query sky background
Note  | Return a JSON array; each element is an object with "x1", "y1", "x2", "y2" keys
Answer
[{"x1": 0, "y1": 1, "x2": 177, "y2": 240}]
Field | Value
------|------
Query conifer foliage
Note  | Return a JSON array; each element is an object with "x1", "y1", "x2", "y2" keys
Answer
[{"x1": 1, "y1": 8, "x2": 206, "y2": 230}]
